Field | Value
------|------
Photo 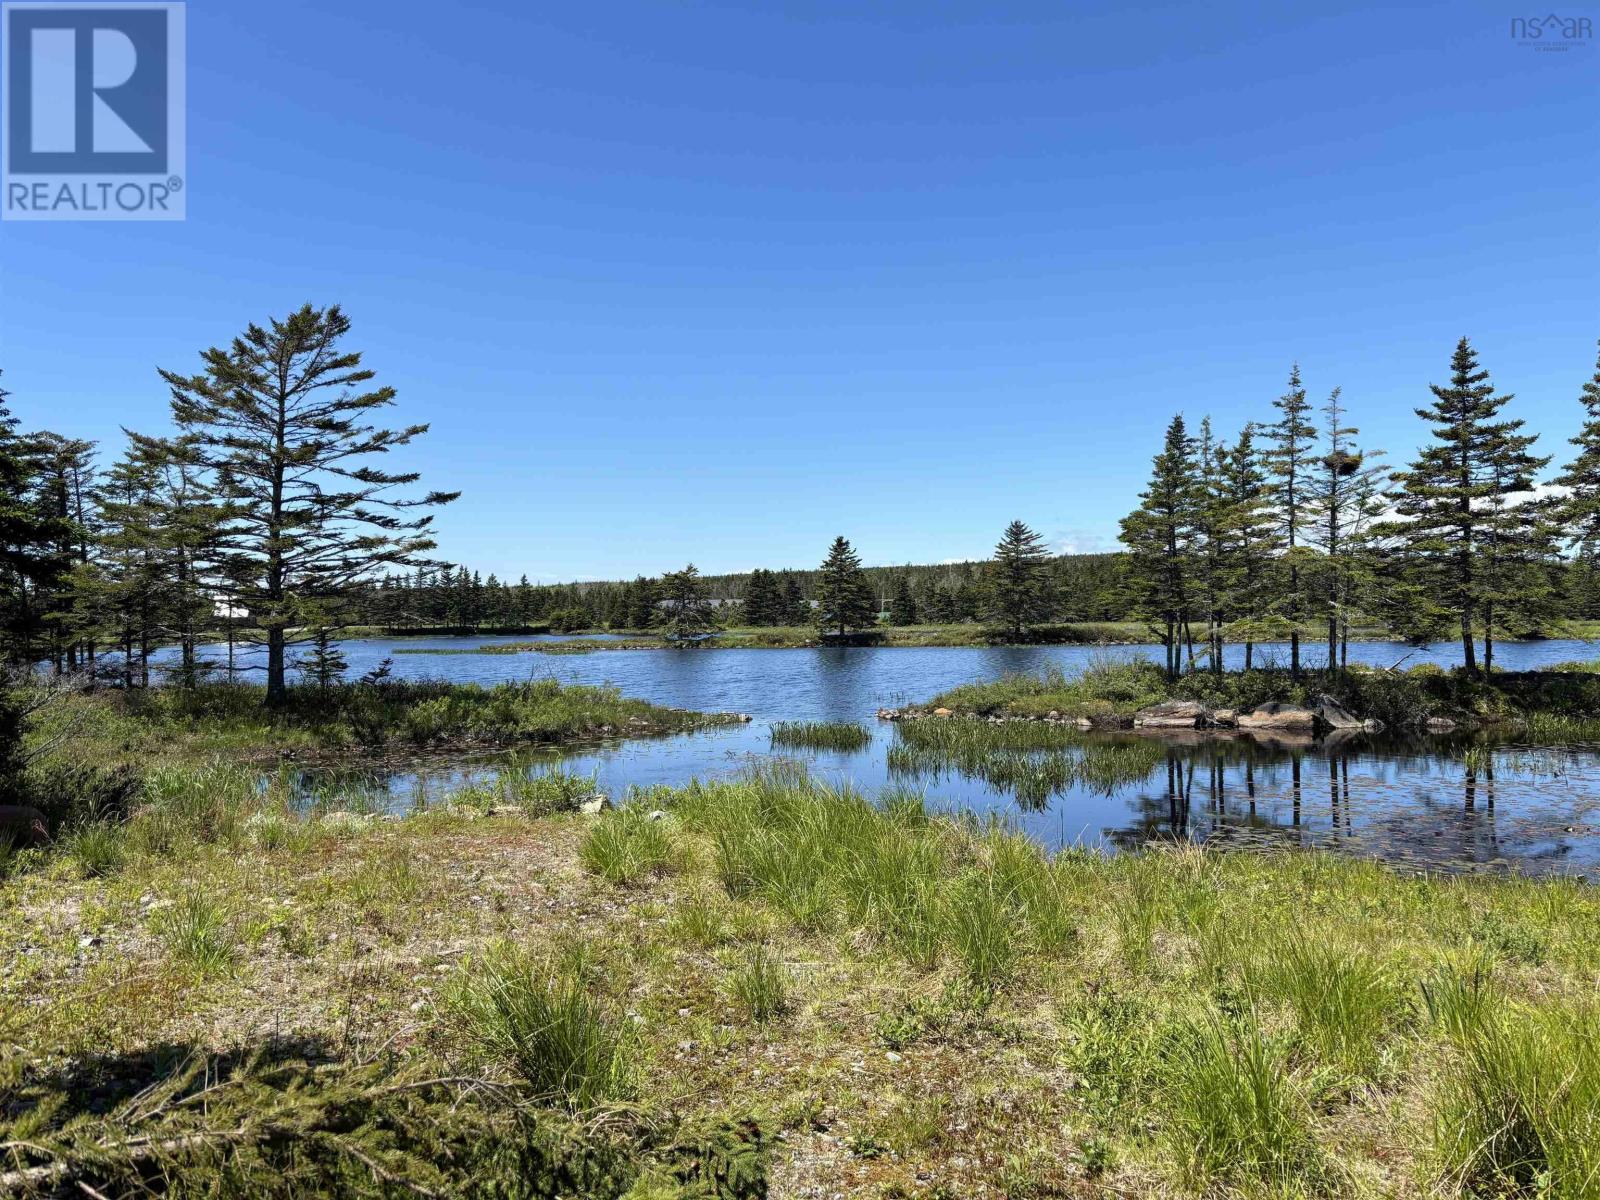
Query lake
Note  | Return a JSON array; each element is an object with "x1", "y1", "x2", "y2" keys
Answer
[{"x1": 180, "y1": 635, "x2": 1600, "y2": 876}]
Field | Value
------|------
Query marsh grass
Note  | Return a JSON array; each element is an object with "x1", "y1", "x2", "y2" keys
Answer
[
  {"x1": 579, "y1": 806, "x2": 678, "y2": 885},
  {"x1": 1430, "y1": 1001, "x2": 1600, "y2": 1198},
  {"x1": 728, "y1": 944, "x2": 790, "y2": 1022},
  {"x1": 63, "y1": 820, "x2": 127, "y2": 878},
  {"x1": 668, "y1": 895, "x2": 730, "y2": 947},
  {"x1": 1165, "y1": 1013, "x2": 1325, "y2": 1193},
  {"x1": 1254, "y1": 934, "x2": 1403, "y2": 1081},
  {"x1": 769, "y1": 721, "x2": 872, "y2": 752},
  {"x1": 153, "y1": 889, "x2": 237, "y2": 977},
  {"x1": 449, "y1": 943, "x2": 627, "y2": 1110}
]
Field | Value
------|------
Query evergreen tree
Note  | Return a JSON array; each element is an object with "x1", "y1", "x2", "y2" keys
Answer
[
  {"x1": 888, "y1": 573, "x2": 918, "y2": 625},
  {"x1": 984, "y1": 520, "x2": 1054, "y2": 639},
  {"x1": 1215, "y1": 424, "x2": 1280, "y2": 669},
  {"x1": 814, "y1": 537, "x2": 876, "y2": 636},
  {"x1": 623, "y1": 575, "x2": 661, "y2": 630},
  {"x1": 1119, "y1": 415, "x2": 1200, "y2": 679},
  {"x1": 0, "y1": 376, "x2": 69, "y2": 663},
  {"x1": 1304, "y1": 389, "x2": 1386, "y2": 672},
  {"x1": 159, "y1": 304, "x2": 458, "y2": 704},
  {"x1": 1555, "y1": 341, "x2": 1600, "y2": 559},
  {"x1": 777, "y1": 573, "x2": 808, "y2": 625},
  {"x1": 294, "y1": 625, "x2": 349, "y2": 692},
  {"x1": 742, "y1": 568, "x2": 781, "y2": 627},
  {"x1": 1262, "y1": 364, "x2": 1319, "y2": 678},
  {"x1": 1386, "y1": 338, "x2": 1547, "y2": 676},
  {"x1": 659, "y1": 563, "x2": 719, "y2": 640}
]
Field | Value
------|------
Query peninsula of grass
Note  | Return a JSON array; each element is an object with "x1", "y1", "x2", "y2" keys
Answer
[
  {"x1": 909, "y1": 655, "x2": 1600, "y2": 733},
  {"x1": 31, "y1": 678, "x2": 745, "y2": 773},
  {"x1": 4, "y1": 763, "x2": 1598, "y2": 1197}
]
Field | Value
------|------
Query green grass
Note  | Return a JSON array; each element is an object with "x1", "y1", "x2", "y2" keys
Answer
[
  {"x1": 29, "y1": 678, "x2": 743, "y2": 776},
  {"x1": 578, "y1": 806, "x2": 678, "y2": 885},
  {"x1": 449, "y1": 943, "x2": 629, "y2": 1111},
  {"x1": 152, "y1": 888, "x2": 237, "y2": 977},
  {"x1": 768, "y1": 721, "x2": 872, "y2": 751},
  {"x1": 1165, "y1": 1013, "x2": 1326, "y2": 1194},
  {"x1": 727, "y1": 944, "x2": 790, "y2": 1022}
]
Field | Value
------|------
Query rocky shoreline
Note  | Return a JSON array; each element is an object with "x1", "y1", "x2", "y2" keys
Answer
[{"x1": 878, "y1": 695, "x2": 1469, "y2": 737}]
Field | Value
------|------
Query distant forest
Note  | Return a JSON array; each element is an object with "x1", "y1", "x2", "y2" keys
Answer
[{"x1": 339, "y1": 553, "x2": 1132, "y2": 631}]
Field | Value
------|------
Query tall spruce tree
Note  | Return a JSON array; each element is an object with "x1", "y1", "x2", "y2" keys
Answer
[
  {"x1": 778, "y1": 573, "x2": 807, "y2": 625},
  {"x1": 1119, "y1": 415, "x2": 1200, "y2": 679},
  {"x1": 742, "y1": 568, "x2": 780, "y2": 627},
  {"x1": 1387, "y1": 338, "x2": 1546, "y2": 676},
  {"x1": 814, "y1": 536, "x2": 876, "y2": 637},
  {"x1": 1216, "y1": 424, "x2": 1279, "y2": 669},
  {"x1": 1262, "y1": 364, "x2": 1318, "y2": 678},
  {"x1": 888, "y1": 573, "x2": 918, "y2": 625},
  {"x1": 985, "y1": 520, "x2": 1054, "y2": 640},
  {"x1": 1555, "y1": 341, "x2": 1600, "y2": 560},
  {"x1": 659, "y1": 563, "x2": 719, "y2": 640},
  {"x1": 159, "y1": 305, "x2": 458, "y2": 705},
  {"x1": 1304, "y1": 389, "x2": 1385, "y2": 672}
]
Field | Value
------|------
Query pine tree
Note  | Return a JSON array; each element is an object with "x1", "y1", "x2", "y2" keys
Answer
[
  {"x1": 742, "y1": 569, "x2": 780, "y2": 627},
  {"x1": 623, "y1": 575, "x2": 661, "y2": 630},
  {"x1": 1118, "y1": 415, "x2": 1200, "y2": 679},
  {"x1": 814, "y1": 537, "x2": 876, "y2": 637},
  {"x1": 1215, "y1": 424, "x2": 1280, "y2": 670},
  {"x1": 984, "y1": 520, "x2": 1054, "y2": 640},
  {"x1": 888, "y1": 573, "x2": 918, "y2": 625},
  {"x1": 294, "y1": 624, "x2": 349, "y2": 691},
  {"x1": 659, "y1": 563, "x2": 719, "y2": 640},
  {"x1": 0, "y1": 376, "x2": 69, "y2": 663},
  {"x1": 1386, "y1": 338, "x2": 1546, "y2": 676},
  {"x1": 159, "y1": 305, "x2": 458, "y2": 705},
  {"x1": 1262, "y1": 364, "x2": 1319, "y2": 678},
  {"x1": 1555, "y1": 341, "x2": 1600, "y2": 559},
  {"x1": 1304, "y1": 389, "x2": 1385, "y2": 672},
  {"x1": 778, "y1": 573, "x2": 807, "y2": 625}
]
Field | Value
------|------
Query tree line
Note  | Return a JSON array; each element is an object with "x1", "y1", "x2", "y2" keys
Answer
[
  {"x1": 0, "y1": 304, "x2": 456, "y2": 703},
  {"x1": 1120, "y1": 337, "x2": 1600, "y2": 679}
]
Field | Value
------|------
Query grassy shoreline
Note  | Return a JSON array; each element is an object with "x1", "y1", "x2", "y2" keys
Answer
[{"x1": 4, "y1": 764, "x2": 1598, "y2": 1196}]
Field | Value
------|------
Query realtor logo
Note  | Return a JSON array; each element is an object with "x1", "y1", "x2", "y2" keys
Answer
[{"x1": 2, "y1": 2, "x2": 185, "y2": 220}]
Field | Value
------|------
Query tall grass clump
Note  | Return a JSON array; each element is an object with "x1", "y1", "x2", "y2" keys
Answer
[
  {"x1": 1165, "y1": 1013, "x2": 1324, "y2": 1193},
  {"x1": 153, "y1": 889, "x2": 237, "y2": 977},
  {"x1": 1255, "y1": 934, "x2": 1402, "y2": 1080},
  {"x1": 128, "y1": 761, "x2": 266, "y2": 856},
  {"x1": 63, "y1": 820, "x2": 127, "y2": 878},
  {"x1": 450, "y1": 943, "x2": 627, "y2": 1110},
  {"x1": 728, "y1": 944, "x2": 790, "y2": 1022},
  {"x1": 578, "y1": 806, "x2": 677, "y2": 885},
  {"x1": 1429, "y1": 1001, "x2": 1600, "y2": 1198},
  {"x1": 769, "y1": 721, "x2": 872, "y2": 752}
]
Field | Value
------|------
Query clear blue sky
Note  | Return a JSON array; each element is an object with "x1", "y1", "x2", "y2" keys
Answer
[{"x1": 1, "y1": 1, "x2": 1596, "y2": 582}]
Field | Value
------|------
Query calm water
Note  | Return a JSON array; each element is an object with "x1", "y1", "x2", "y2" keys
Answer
[{"x1": 177, "y1": 635, "x2": 1600, "y2": 876}]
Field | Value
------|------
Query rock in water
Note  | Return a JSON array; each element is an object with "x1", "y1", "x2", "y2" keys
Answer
[
  {"x1": 1237, "y1": 702, "x2": 1317, "y2": 732},
  {"x1": 1309, "y1": 694, "x2": 1363, "y2": 730},
  {"x1": 1133, "y1": 699, "x2": 1211, "y2": 729}
]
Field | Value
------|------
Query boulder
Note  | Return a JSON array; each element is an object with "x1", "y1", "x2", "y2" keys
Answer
[
  {"x1": 1210, "y1": 708, "x2": 1238, "y2": 728},
  {"x1": 0, "y1": 805, "x2": 48, "y2": 848},
  {"x1": 1424, "y1": 716, "x2": 1457, "y2": 733},
  {"x1": 1237, "y1": 702, "x2": 1317, "y2": 732},
  {"x1": 932, "y1": 707, "x2": 954, "y2": 718},
  {"x1": 1309, "y1": 694, "x2": 1363, "y2": 730},
  {"x1": 578, "y1": 795, "x2": 612, "y2": 815},
  {"x1": 1362, "y1": 718, "x2": 1386, "y2": 734},
  {"x1": 1133, "y1": 699, "x2": 1210, "y2": 730}
]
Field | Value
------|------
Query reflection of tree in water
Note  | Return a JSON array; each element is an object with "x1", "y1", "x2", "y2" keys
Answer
[{"x1": 1095, "y1": 738, "x2": 1594, "y2": 873}]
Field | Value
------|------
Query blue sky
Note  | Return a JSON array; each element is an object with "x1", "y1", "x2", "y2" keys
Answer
[{"x1": 1, "y1": 1, "x2": 1596, "y2": 581}]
